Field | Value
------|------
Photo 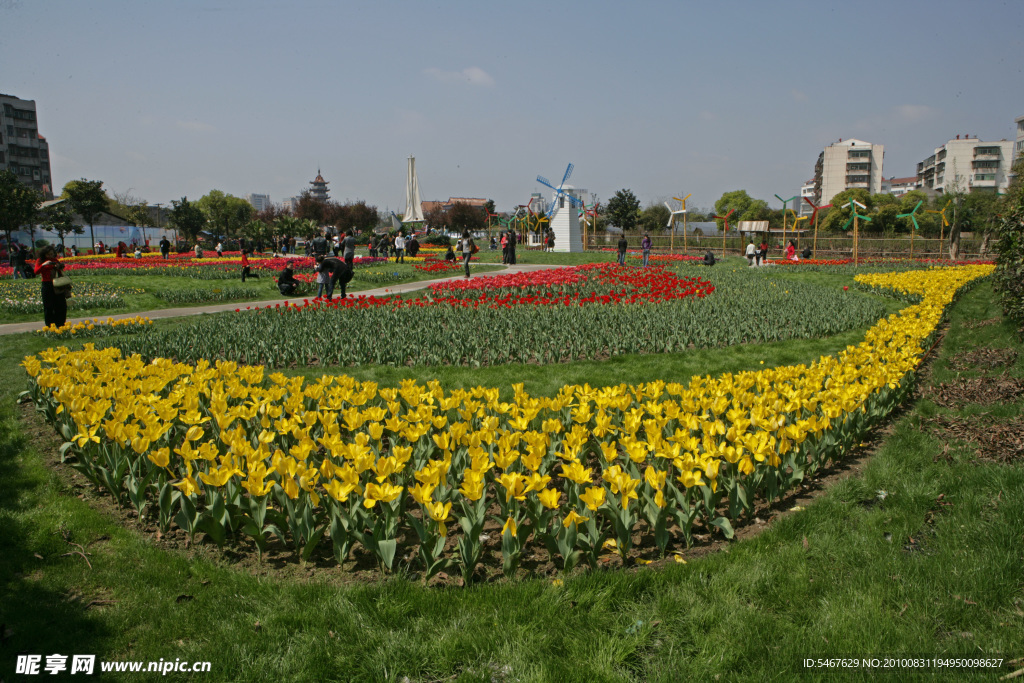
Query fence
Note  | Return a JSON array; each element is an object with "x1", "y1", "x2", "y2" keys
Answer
[{"x1": 583, "y1": 232, "x2": 994, "y2": 261}]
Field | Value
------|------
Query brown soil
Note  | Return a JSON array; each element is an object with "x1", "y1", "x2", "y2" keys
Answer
[
  {"x1": 922, "y1": 414, "x2": 1024, "y2": 464},
  {"x1": 947, "y1": 346, "x2": 1018, "y2": 372},
  {"x1": 925, "y1": 375, "x2": 1024, "y2": 408}
]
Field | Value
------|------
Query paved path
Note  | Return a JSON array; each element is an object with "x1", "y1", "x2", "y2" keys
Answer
[{"x1": 0, "y1": 263, "x2": 565, "y2": 336}]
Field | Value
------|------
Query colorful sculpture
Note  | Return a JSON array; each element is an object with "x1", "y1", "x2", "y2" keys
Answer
[
  {"x1": 840, "y1": 199, "x2": 871, "y2": 265},
  {"x1": 897, "y1": 200, "x2": 924, "y2": 258},
  {"x1": 802, "y1": 197, "x2": 832, "y2": 259},
  {"x1": 712, "y1": 208, "x2": 735, "y2": 256}
]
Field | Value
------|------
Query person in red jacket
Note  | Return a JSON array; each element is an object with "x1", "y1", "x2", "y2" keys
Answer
[
  {"x1": 34, "y1": 245, "x2": 67, "y2": 328},
  {"x1": 240, "y1": 250, "x2": 259, "y2": 282}
]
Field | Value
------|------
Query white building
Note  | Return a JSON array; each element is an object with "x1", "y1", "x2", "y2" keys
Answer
[
  {"x1": 246, "y1": 193, "x2": 271, "y2": 212},
  {"x1": 281, "y1": 196, "x2": 300, "y2": 212},
  {"x1": 1015, "y1": 115, "x2": 1024, "y2": 160},
  {"x1": 916, "y1": 135, "x2": 1014, "y2": 195},
  {"x1": 881, "y1": 176, "x2": 919, "y2": 197},
  {"x1": 813, "y1": 138, "x2": 885, "y2": 205},
  {"x1": 798, "y1": 179, "x2": 815, "y2": 217}
]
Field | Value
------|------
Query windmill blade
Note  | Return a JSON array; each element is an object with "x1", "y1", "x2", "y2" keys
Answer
[
  {"x1": 911, "y1": 216, "x2": 920, "y2": 231},
  {"x1": 852, "y1": 200, "x2": 867, "y2": 210},
  {"x1": 560, "y1": 163, "x2": 574, "y2": 187},
  {"x1": 842, "y1": 214, "x2": 855, "y2": 231},
  {"x1": 567, "y1": 193, "x2": 585, "y2": 208},
  {"x1": 911, "y1": 200, "x2": 923, "y2": 214},
  {"x1": 536, "y1": 175, "x2": 557, "y2": 191}
]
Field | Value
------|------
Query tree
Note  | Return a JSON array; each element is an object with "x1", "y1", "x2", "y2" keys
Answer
[
  {"x1": 713, "y1": 190, "x2": 769, "y2": 233},
  {"x1": 447, "y1": 202, "x2": 487, "y2": 232},
  {"x1": 994, "y1": 157, "x2": 1024, "y2": 335},
  {"x1": 334, "y1": 201, "x2": 380, "y2": 236},
  {"x1": 168, "y1": 197, "x2": 207, "y2": 244},
  {"x1": 62, "y1": 179, "x2": 108, "y2": 252},
  {"x1": 196, "y1": 190, "x2": 253, "y2": 239},
  {"x1": 39, "y1": 203, "x2": 82, "y2": 249},
  {"x1": 424, "y1": 205, "x2": 449, "y2": 232},
  {"x1": 606, "y1": 189, "x2": 641, "y2": 232},
  {"x1": 484, "y1": 199, "x2": 496, "y2": 216},
  {"x1": 639, "y1": 203, "x2": 670, "y2": 234},
  {"x1": 817, "y1": 188, "x2": 872, "y2": 233},
  {"x1": 293, "y1": 190, "x2": 327, "y2": 224},
  {"x1": 0, "y1": 170, "x2": 42, "y2": 249}
]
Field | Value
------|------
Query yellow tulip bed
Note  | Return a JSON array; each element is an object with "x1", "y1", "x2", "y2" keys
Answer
[
  {"x1": 37, "y1": 316, "x2": 154, "y2": 338},
  {"x1": 21, "y1": 265, "x2": 991, "y2": 582}
]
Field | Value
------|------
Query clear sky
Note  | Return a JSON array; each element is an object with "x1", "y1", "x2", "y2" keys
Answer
[{"x1": 3, "y1": 0, "x2": 1022, "y2": 214}]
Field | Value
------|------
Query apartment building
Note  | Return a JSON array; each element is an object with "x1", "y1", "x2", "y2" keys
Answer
[
  {"x1": 881, "y1": 176, "x2": 919, "y2": 197},
  {"x1": 1, "y1": 93, "x2": 54, "y2": 199},
  {"x1": 246, "y1": 193, "x2": 271, "y2": 212},
  {"x1": 916, "y1": 135, "x2": 1013, "y2": 194},
  {"x1": 798, "y1": 179, "x2": 815, "y2": 217},
  {"x1": 813, "y1": 138, "x2": 884, "y2": 205},
  {"x1": 1015, "y1": 115, "x2": 1023, "y2": 160}
]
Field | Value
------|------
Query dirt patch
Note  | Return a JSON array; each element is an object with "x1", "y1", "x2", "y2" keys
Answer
[
  {"x1": 926, "y1": 374, "x2": 1024, "y2": 408},
  {"x1": 922, "y1": 414, "x2": 1024, "y2": 464},
  {"x1": 961, "y1": 317, "x2": 1001, "y2": 330},
  {"x1": 947, "y1": 346, "x2": 1018, "y2": 372}
]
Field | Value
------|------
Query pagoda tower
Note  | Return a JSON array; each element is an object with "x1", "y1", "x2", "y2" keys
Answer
[{"x1": 309, "y1": 169, "x2": 330, "y2": 202}]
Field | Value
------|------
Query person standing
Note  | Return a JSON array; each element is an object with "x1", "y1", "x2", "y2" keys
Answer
[
  {"x1": 342, "y1": 229, "x2": 356, "y2": 266},
  {"x1": 617, "y1": 234, "x2": 628, "y2": 265},
  {"x1": 507, "y1": 229, "x2": 517, "y2": 265},
  {"x1": 10, "y1": 243, "x2": 25, "y2": 279},
  {"x1": 745, "y1": 239, "x2": 757, "y2": 267},
  {"x1": 461, "y1": 230, "x2": 476, "y2": 278},
  {"x1": 641, "y1": 232, "x2": 652, "y2": 267},
  {"x1": 216, "y1": 241, "x2": 224, "y2": 258},
  {"x1": 34, "y1": 245, "x2": 67, "y2": 328},
  {"x1": 159, "y1": 236, "x2": 170, "y2": 259},
  {"x1": 394, "y1": 231, "x2": 406, "y2": 263},
  {"x1": 758, "y1": 238, "x2": 768, "y2": 266},
  {"x1": 194, "y1": 242, "x2": 203, "y2": 259}
]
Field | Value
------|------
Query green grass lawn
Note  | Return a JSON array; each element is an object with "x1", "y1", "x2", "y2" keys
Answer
[
  {"x1": 0, "y1": 263, "x2": 506, "y2": 325},
  {"x1": 1, "y1": 272, "x2": 1021, "y2": 681}
]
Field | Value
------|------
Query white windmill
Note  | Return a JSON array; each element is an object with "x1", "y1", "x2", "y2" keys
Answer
[
  {"x1": 536, "y1": 163, "x2": 585, "y2": 252},
  {"x1": 664, "y1": 193, "x2": 692, "y2": 253}
]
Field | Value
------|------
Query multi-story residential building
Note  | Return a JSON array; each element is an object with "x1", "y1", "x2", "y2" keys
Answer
[
  {"x1": 881, "y1": 176, "x2": 919, "y2": 197},
  {"x1": 812, "y1": 138, "x2": 885, "y2": 205},
  {"x1": 1015, "y1": 115, "x2": 1023, "y2": 160},
  {"x1": 281, "y1": 196, "x2": 300, "y2": 212},
  {"x1": 916, "y1": 135, "x2": 1014, "y2": 194},
  {"x1": 798, "y1": 179, "x2": 815, "y2": 217},
  {"x1": 1, "y1": 93, "x2": 54, "y2": 199},
  {"x1": 246, "y1": 193, "x2": 271, "y2": 212}
]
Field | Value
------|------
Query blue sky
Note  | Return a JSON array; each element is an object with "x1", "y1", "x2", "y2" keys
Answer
[{"x1": 3, "y1": 0, "x2": 1022, "y2": 214}]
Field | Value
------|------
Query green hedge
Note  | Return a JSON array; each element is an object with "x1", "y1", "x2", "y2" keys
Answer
[{"x1": 995, "y1": 160, "x2": 1024, "y2": 337}]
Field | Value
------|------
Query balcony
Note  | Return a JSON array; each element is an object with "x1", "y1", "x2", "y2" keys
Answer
[{"x1": 974, "y1": 148, "x2": 1002, "y2": 159}]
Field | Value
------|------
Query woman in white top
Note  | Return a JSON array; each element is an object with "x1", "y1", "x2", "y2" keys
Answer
[{"x1": 745, "y1": 240, "x2": 756, "y2": 266}]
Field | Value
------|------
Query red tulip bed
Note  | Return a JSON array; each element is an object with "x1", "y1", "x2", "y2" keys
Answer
[{"x1": 104, "y1": 263, "x2": 886, "y2": 369}]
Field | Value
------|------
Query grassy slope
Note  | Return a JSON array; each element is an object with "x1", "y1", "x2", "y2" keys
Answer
[{"x1": 1, "y1": 276, "x2": 1021, "y2": 681}]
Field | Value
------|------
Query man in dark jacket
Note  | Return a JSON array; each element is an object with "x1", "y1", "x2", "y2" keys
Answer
[
  {"x1": 506, "y1": 229, "x2": 517, "y2": 265},
  {"x1": 317, "y1": 254, "x2": 353, "y2": 300},
  {"x1": 703, "y1": 250, "x2": 716, "y2": 266},
  {"x1": 277, "y1": 261, "x2": 300, "y2": 295},
  {"x1": 617, "y1": 235, "x2": 628, "y2": 265},
  {"x1": 312, "y1": 233, "x2": 329, "y2": 256}
]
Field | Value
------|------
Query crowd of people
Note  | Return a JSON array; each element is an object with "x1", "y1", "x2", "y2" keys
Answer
[{"x1": 7, "y1": 225, "x2": 827, "y2": 330}]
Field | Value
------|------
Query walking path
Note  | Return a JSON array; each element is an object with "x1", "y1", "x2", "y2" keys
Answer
[{"x1": 0, "y1": 263, "x2": 564, "y2": 336}]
